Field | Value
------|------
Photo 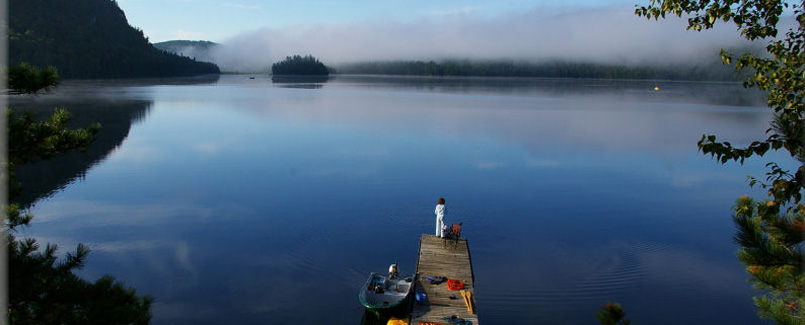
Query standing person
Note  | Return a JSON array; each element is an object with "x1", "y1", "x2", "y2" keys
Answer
[{"x1": 435, "y1": 198, "x2": 446, "y2": 237}]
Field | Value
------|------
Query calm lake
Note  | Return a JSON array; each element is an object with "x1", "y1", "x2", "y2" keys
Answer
[{"x1": 10, "y1": 75, "x2": 780, "y2": 324}]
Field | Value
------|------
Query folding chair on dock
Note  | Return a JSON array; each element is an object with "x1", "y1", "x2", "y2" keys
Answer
[{"x1": 443, "y1": 223, "x2": 462, "y2": 248}]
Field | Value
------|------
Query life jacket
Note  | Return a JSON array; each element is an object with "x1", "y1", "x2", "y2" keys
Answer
[{"x1": 446, "y1": 278, "x2": 464, "y2": 290}]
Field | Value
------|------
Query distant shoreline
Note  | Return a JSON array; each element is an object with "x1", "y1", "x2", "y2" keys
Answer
[
  {"x1": 332, "y1": 59, "x2": 746, "y2": 82},
  {"x1": 212, "y1": 72, "x2": 746, "y2": 85},
  {"x1": 210, "y1": 60, "x2": 746, "y2": 82},
  {"x1": 54, "y1": 72, "x2": 750, "y2": 86}
]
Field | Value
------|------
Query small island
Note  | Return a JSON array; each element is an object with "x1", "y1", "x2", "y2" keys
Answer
[{"x1": 271, "y1": 55, "x2": 331, "y2": 76}]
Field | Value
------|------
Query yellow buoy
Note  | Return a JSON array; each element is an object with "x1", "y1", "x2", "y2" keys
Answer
[{"x1": 653, "y1": 86, "x2": 660, "y2": 91}]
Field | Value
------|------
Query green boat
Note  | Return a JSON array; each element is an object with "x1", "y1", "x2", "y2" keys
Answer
[{"x1": 359, "y1": 271, "x2": 413, "y2": 316}]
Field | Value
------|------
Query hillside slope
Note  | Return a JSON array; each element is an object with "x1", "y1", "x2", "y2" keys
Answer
[
  {"x1": 9, "y1": 0, "x2": 220, "y2": 79},
  {"x1": 153, "y1": 40, "x2": 219, "y2": 62}
]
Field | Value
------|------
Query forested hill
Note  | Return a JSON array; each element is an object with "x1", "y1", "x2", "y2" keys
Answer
[
  {"x1": 337, "y1": 59, "x2": 746, "y2": 81},
  {"x1": 154, "y1": 40, "x2": 219, "y2": 55},
  {"x1": 9, "y1": 0, "x2": 220, "y2": 79}
]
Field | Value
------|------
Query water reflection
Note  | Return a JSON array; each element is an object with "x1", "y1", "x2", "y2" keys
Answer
[
  {"x1": 19, "y1": 75, "x2": 775, "y2": 325},
  {"x1": 9, "y1": 96, "x2": 153, "y2": 208},
  {"x1": 332, "y1": 75, "x2": 766, "y2": 107},
  {"x1": 7, "y1": 75, "x2": 223, "y2": 208},
  {"x1": 275, "y1": 83, "x2": 324, "y2": 90},
  {"x1": 271, "y1": 75, "x2": 330, "y2": 89},
  {"x1": 359, "y1": 310, "x2": 400, "y2": 325},
  {"x1": 222, "y1": 75, "x2": 770, "y2": 160}
]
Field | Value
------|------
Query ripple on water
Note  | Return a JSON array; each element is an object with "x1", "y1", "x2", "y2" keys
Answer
[
  {"x1": 481, "y1": 241, "x2": 678, "y2": 313},
  {"x1": 373, "y1": 206, "x2": 428, "y2": 229}
]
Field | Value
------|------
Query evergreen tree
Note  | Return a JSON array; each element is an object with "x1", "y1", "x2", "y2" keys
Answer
[
  {"x1": 597, "y1": 302, "x2": 631, "y2": 325},
  {"x1": 271, "y1": 55, "x2": 330, "y2": 76},
  {"x1": 335, "y1": 58, "x2": 743, "y2": 80},
  {"x1": 6, "y1": 63, "x2": 60, "y2": 95},
  {"x1": 636, "y1": 1, "x2": 803, "y2": 323}
]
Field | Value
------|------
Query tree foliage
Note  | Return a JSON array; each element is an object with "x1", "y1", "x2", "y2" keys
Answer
[
  {"x1": 338, "y1": 58, "x2": 744, "y2": 81},
  {"x1": 5, "y1": 71, "x2": 153, "y2": 323},
  {"x1": 8, "y1": 0, "x2": 219, "y2": 79},
  {"x1": 6, "y1": 63, "x2": 60, "y2": 94},
  {"x1": 732, "y1": 195, "x2": 804, "y2": 324},
  {"x1": 271, "y1": 55, "x2": 330, "y2": 76},
  {"x1": 6, "y1": 108, "x2": 101, "y2": 198},
  {"x1": 153, "y1": 40, "x2": 220, "y2": 63},
  {"x1": 637, "y1": 1, "x2": 803, "y2": 323},
  {"x1": 7, "y1": 108, "x2": 101, "y2": 167},
  {"x1": 8, "y1": 224, "x2": 153, "y2": 325},
  {"x1": 597, "y1": 302, "x2": 631, "y2": 325}
]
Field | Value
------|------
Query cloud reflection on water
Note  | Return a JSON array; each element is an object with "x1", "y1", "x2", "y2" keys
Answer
[
  {"x1": 209, "y1": 77, "x2": 771, "y2": 160},
  {"x1": 20, "y1": 76, "x2": 775, "y2": 325},
  {"x1": 29, "y1": 199, "x2": 216, "y2": 226}
]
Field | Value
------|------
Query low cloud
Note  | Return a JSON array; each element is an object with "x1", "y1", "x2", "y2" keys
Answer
[
  {"x1": 207, "y1": 5, "x2": 768, "y2": 72},
  {"x1": 223, "y1": 3, "x2": 263, "y2": 11}
]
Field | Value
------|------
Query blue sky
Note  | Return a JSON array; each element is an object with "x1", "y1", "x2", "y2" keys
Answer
[{"x1": 116, "y1": 0, "x2": 637, "y2": 43}]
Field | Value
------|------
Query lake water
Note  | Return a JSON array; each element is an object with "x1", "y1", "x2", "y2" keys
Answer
[{"x1": 10, "y1": 75, "x2": 780, "y2": 324}]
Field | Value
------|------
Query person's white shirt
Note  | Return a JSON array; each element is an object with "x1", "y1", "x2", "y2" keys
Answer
[{"x1": 435, "y1": 204, "x2": 446, "y2": 237}]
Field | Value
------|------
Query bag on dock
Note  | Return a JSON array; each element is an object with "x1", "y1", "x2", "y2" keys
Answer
[
  {"x1": 446, "y1": 278, "x2": 464, "y2": 290},
  {"x1": 423, "y1": 276, "x2": 447, "y2": 284}
]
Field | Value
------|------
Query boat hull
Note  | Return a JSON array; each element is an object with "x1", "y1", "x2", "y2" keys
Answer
[{"x1": 359, "y1": 273, "x2": 414, "y2": 316}]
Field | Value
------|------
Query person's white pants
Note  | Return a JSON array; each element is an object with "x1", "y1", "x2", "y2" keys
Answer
[{"x1": 436, "y1": 216, "x2": 444, "y2": 237}]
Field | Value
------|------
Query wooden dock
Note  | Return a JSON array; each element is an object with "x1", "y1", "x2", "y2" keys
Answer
[{"x1": 411, "y1": 234, "x2": 478, "y2": 325}]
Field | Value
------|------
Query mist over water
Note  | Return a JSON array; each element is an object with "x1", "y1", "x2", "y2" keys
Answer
[{"x1": 205, "y1": 5, "x2": 760, "y2": 72}]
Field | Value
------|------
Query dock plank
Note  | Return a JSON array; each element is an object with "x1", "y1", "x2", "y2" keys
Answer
[{"x1": 411, "y1": 234, "x2": 478, "y2": 325}]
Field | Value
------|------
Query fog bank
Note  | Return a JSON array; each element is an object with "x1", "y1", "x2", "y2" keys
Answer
[{"x1": 209, "y1": 5, "x2": 761, "y2": 72}]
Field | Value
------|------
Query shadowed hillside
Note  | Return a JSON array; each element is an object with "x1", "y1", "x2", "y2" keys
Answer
[
  {"x1": 154, "y1": 40, "x2": 219, "y2": 63},
  {"x1": 9, "y1": 0, "x2": 220, "y2": 79}
]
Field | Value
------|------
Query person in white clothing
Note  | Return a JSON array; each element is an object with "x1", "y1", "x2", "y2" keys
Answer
[
  {"x1": 435, "y1": 197, "x2": 446, "y2": 237},
  {"x1": 388, "y1": 262, "x2": 398, "y2": 279}
]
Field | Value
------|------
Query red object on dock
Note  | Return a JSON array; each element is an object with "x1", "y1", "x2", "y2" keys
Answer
[{"x1": 446, "y1": 279, "x2": 464, "y2": 291}]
